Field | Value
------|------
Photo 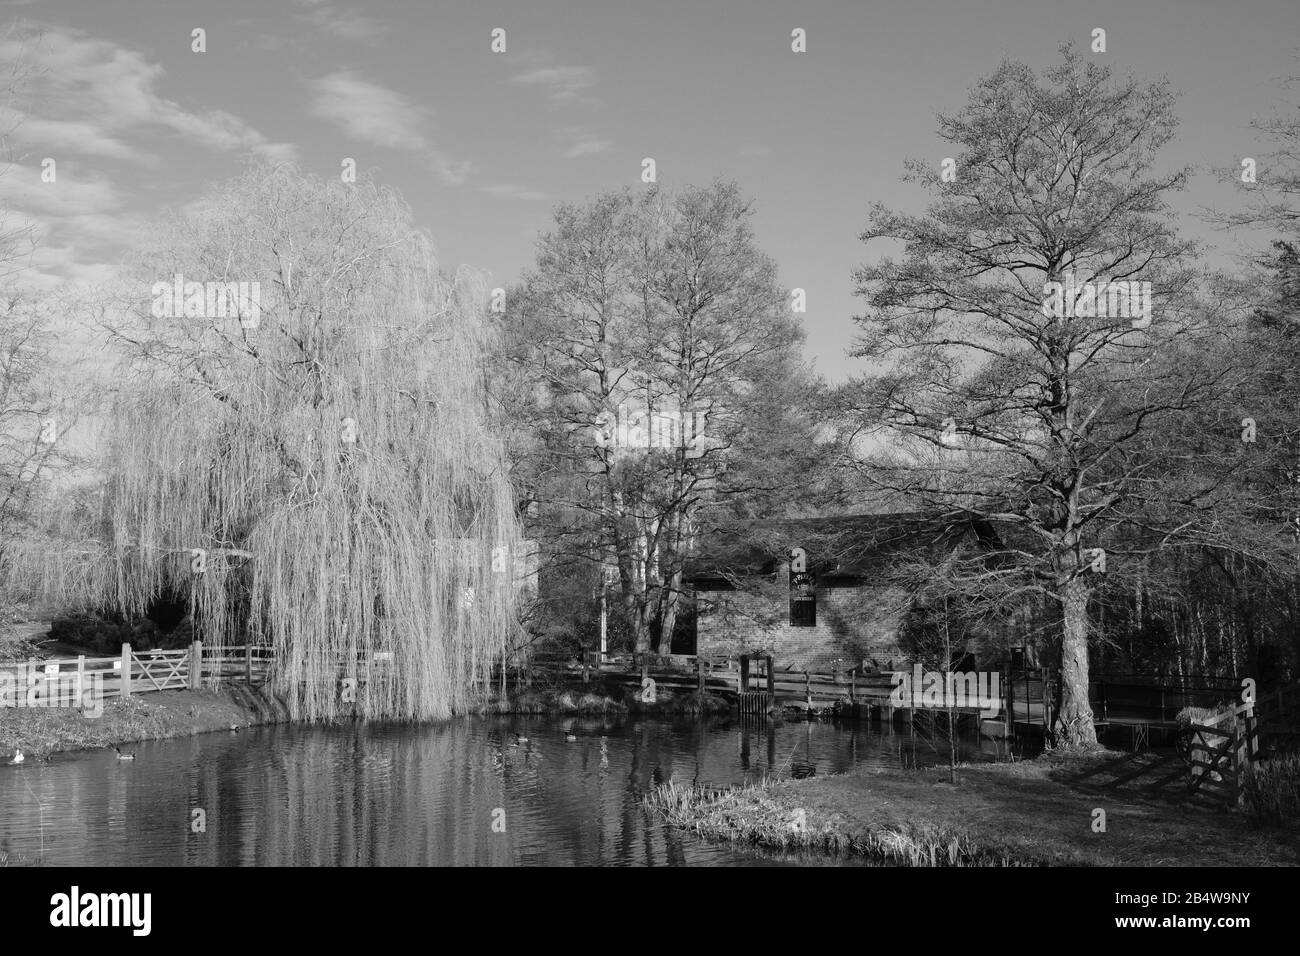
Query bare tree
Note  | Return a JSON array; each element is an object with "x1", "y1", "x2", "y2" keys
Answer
[
  {"x1": 844, "y1": 48, "x2": 1262, "y2": 746},
  {"x1": 503, "y1": 183, "x2": 811, "y2": 654}
]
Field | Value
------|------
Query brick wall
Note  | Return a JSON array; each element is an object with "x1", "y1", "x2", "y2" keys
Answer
[{"x1": 694, "y1": 579, "x2": 908, "y2": 671}]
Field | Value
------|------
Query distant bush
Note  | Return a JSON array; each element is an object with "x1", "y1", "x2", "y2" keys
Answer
[{"x1": 48, "y1": 613, "x2": 155, "y2": 655}]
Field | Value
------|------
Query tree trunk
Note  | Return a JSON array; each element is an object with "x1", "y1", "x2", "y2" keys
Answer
[
  {"x1": 657, "y1": 568, "x2": 682, "y2": 655},
  {"x1": 1058, "y1": 578, "x2": 1098, "y2": 746}
]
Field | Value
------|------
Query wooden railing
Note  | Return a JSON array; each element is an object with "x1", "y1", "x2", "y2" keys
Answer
[{"x1": 0, "y1": 641, "x2": 277, "y2": 708}]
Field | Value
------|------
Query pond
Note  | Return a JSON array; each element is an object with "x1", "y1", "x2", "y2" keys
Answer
[{"x1": 0, "y1": 715, "x2": 1024, "y2": 866}]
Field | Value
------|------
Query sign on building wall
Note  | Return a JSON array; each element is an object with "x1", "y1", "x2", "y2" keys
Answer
[{"x1": 789, "y1": 547, "x2": 816, "y2": 627}]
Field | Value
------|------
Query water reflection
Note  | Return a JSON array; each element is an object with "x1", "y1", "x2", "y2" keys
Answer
[{"x1": 0, "y1": 715, "x2": 1021, "y2": 867}]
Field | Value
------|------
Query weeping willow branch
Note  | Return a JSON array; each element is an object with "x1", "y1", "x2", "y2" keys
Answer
[{"x1": 6, "y1": 165, "x2": 525, "y2": 720}]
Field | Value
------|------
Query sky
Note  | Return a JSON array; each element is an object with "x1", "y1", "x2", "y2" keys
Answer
[{"x1": 1, "y1": 0, "x2": 1297, "y2": 381}]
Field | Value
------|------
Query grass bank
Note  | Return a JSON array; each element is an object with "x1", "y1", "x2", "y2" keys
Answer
[
  {"x1": 0, "y1": 686, "x2": 289, "y2": 760},
  {"x1": 646, "y1": 756, "x2": 1300, "y2": 866}
]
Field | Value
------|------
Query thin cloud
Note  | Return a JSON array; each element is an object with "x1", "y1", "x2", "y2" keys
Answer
[
  {"x1": 0, "y1": 162, "x2": 146, "y2": 286},
  {"x1": 309, "y1": 70, "x2": 469, "y2": 185},
  {"x1": 291, "y1": 0, "x2": 389, "y2": 43},
  {"x1": 481, "y1": 184, "x2": 549, "y2": 202},
  {"x1": 559, "y1": 128, "x2": 612, "y2": 159},
  {"x1": 512, "y1": 65, "x2": 598, "y2": 105},
  {"x1": 0, "y1": 26, "x2": 296, "y2": 165}
]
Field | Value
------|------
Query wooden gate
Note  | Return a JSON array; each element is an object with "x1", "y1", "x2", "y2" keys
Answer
[
  {"x1": 1182, "y1": 702, "x2": 1258, "y2": 808},
  {"x1": 129, "y1": 647, "x2": 190, "y2": 692}
]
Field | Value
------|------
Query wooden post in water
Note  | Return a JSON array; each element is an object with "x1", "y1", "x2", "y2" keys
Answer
[
  {"x1": 697, "y1": 656, "x2": 705, "y2": 693},
  {"x1": 766, "y1": 656, "x2": 774, "y2": 697},
  {"x1": 245, "y1": 644, "x2": 253, "y2": 686},
  {"x1": 77, "y1": 655, "x2": 85, "y2": 707},
  {"x1": 582, "y1": 650, "x2": 590, "y2": 684},
  {"x1": 121, "y1": 643, "x2": 132, "y2": 698},
  {"x1": 804, "y1": 670, "x2": 811, "y2": 709},
  {"x1": 739, "y1": 655, "x2": 750, "y2": 694},
  {"x1": 189, "y1": 641, "x2": 202, "y2": 690}
]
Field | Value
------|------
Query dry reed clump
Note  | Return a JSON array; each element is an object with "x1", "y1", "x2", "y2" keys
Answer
[
  {"x1": 1241, "y1": 754, "x2": 1300, "y2": 827},
  {"x1": 645, "y1": 781, "x2": 1036, "y2": 866},
  {"x1": 6, "y1": 165, "x2": 522, "y2": 722}
]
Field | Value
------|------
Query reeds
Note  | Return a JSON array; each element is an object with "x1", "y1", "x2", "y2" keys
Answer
[
  {"x1": 645, "y1": 780, "x2": 1035, "y2": 865},
  {"x1": 1241, "y1": 753, "x2": 1300, "y2": 827}
]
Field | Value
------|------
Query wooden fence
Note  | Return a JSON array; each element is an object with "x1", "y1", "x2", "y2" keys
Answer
[{"x1": 0, "y1": 642, "x2": 277, "y2": 708}]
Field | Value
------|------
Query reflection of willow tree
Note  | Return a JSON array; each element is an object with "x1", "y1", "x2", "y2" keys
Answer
[{"x1": 26, "y1": 165, "x2": 522, "y2": 720}]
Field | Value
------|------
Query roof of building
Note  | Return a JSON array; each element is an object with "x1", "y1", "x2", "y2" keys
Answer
[{"x1": 687, "y1": 511, "x2": 1024, "y2": 587}]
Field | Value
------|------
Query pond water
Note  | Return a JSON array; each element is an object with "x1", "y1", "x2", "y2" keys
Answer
[{"x1": 0, "y1": 715, "x2": 1023, "y2": 866}]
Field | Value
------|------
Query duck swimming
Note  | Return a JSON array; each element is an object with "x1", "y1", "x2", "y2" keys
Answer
[
  {"x1": 514, "y1": 734, "x2": 529, "y2": 744},
  {"x1": 565, "y1": 733, "x2": 578, "y2": 742},
  {"x1": 112, "y1": 745, "x2": 136, "y2": 761},
  {"x1": 10, "y1": 749, "x2": 23, "y2": 765}
]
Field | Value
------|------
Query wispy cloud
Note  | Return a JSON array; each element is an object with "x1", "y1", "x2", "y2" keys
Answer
[
  {"x1": 511, "y1": 65, "x2": 598, "y2": 105},
  {"x1": 558, "y1": 127, "x2": 612, "y2": 159},
  {"x1": 309, "y1": 70, "x2": 469, "y2": 184},
  {"x1": 0, "y1": 162, "x2": 146, "y2": 286},
  {"x1": 291, "y1": 0, "x2": 388, "y2": 43},
  {"x1": 0, "y1": 26, "x2": 296, "y2": 166},
  {"x1": 481, "y1": 184, "x2": 549, "y2": 202}
]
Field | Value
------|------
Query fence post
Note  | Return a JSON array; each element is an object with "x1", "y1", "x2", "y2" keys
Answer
[
  {"x1": 190, "y1": 641, "x2": 202, "y2": 690},
  {"x1": 766, "y1": 656, "x2": 774, "y2": 697},
  {"x1": 582, "y1": 650, "x2": 590, "y2": 684},
  {"x1": 121, "y1": 643, "x2": 132, "y2": 698},
  {"x1": 77, "y1": 655, "x2": 85, "y2": 708},
  {"x1": 1003, "y1": 665, "x2": 1013, "y2": 738},
  {"x1": 697, "y1": 656, "x2": 705, "y2": 693},
  {"x1": 739, "y1": 655, "x2": 750, "y2": 694},
  {"x1": 245, "y1": 644, "x2": 253, "y2": 686}
]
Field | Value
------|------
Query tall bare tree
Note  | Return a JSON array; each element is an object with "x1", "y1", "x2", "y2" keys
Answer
[
  {"x1": 845, "y1": 48, "x2": 1258, "y2": 746},
  {"x1": 503, "y1": 183, "x2": 812, "y2": 654}
]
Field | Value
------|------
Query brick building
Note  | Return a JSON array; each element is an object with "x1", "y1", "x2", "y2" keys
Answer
[{"x1": 686, "y1": 513, "x2": 1009, "y2": 671}]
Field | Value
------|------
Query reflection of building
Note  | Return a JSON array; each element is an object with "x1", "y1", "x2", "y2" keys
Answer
[{"x1": 686, "y1": 514, "x2": 1015, "y2": 671}]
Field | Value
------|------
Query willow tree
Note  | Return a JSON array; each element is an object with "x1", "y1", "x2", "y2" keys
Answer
[
  {"x1": 846, "y1": 49, "x2": 1255, "y2": 747},
  {"x1": 80, "y1": 165, "x2": 520, "y2": 720}
]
